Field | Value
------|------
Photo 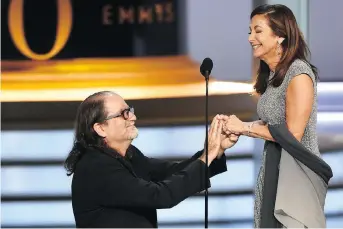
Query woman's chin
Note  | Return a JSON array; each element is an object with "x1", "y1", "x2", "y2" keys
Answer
[{"x1": 253, "y1": 51, "x2": 263, "y2": 59}]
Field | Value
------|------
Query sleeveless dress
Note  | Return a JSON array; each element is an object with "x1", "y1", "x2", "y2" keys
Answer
[{"x1": 254, "y1": 59, "x2": 321, "y2": 228}]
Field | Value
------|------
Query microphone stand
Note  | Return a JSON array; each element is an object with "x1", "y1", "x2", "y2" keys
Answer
[
  {"x1": 204, "y1": 70, "x2": 209, "y2": 229},
  {"x1": 200, "y1": 57, "x2": 213, "y2": 229}
]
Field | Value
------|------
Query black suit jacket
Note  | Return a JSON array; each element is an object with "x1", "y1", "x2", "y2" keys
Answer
[{"x1": 71, "y1": 145, "x2": 227, "y2": 228}]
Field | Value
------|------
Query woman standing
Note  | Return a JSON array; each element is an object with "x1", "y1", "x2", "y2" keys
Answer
[{"x1": 223, "y1": 4, "x2": 333, "y2": 228}]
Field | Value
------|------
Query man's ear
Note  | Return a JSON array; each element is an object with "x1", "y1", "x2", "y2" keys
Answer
[
  {"x1": 93, "y1": 123, "x2": 107, "y2": 138},
  {"x1": 278, "y1": 37, "x2": 285, "y2": 44}
]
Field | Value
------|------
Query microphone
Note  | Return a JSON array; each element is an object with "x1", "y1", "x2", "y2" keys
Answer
[
  {"x1": 200, "y1": 57, "x2": 213, "y2": 80},
  {"x1": 199, "y1": 57, "x2": 213, "y2": 229}
]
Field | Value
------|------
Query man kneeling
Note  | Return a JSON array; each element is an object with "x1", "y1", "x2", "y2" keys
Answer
[{"x1": 65, "y1": 91, "x2": 239, "y2": 228}]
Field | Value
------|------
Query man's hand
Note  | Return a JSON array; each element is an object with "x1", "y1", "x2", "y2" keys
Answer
[
  {"x1": 200, "y1": 115, "x2": 223, "y2": 165},
  {"x1": 217, "y1": 132, "x2": 239, "y2": 158}
]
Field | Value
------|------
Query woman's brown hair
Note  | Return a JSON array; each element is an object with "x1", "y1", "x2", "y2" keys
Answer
[{"x1": 252, "y1": 4, "x2": 318, "y2": 94}]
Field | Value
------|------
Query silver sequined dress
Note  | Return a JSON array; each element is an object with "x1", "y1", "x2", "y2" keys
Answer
[{"x1": 254, "y1": 59, "x2": 321, "y2": 228}]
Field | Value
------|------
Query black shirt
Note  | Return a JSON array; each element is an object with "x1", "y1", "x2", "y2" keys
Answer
[{"x1": 71, "y1": 145, "x2": 227, "y2": 228}]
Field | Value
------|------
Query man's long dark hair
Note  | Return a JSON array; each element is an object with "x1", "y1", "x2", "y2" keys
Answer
[
  {"x1": 64, "y1": 91, "x2": 113, "y2": 176},
  {"x1": 252, "y1": 4, "x2": 318, "y2": 95}
]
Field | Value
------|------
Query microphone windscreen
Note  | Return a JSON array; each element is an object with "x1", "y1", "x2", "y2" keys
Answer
[{"x1": 200, "y1": 57, "x2": 213, "y2": 76}]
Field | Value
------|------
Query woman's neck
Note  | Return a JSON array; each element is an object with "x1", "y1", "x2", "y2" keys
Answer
[{"x1": 262, "y1": 54, "x2": 280, "y2": 72}]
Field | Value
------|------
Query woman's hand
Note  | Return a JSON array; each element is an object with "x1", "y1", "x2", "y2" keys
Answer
[{"x1": 223, "y1": 115, "x2": 247, "y2": 135}]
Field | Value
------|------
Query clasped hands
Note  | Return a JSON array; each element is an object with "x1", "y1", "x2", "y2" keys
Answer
[{"x1": 201, "y1": 114, "x2": 247, "y2": 163}]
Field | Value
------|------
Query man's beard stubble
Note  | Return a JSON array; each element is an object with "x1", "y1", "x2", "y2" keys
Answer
[{"x1": 127, "y1": 126, "x2": 139, "y2": 140}]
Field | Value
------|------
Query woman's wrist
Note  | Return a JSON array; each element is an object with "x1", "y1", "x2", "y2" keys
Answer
[{"x1": 242, "y1": 121, "x2": 254, "y2": 136}]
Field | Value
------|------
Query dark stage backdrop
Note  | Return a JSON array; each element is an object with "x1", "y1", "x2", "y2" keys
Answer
[{"x1": 1, "y1": 0, "x2": 180, "y2": 61}]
